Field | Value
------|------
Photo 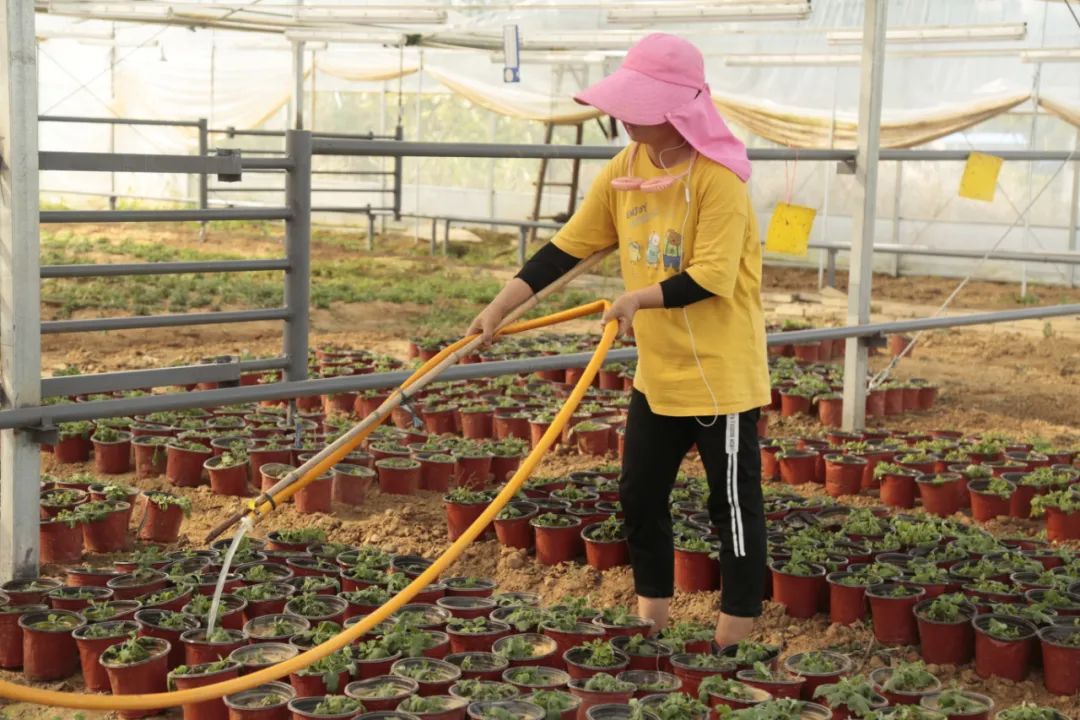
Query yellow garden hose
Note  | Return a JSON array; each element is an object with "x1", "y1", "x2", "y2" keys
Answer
[{"x1": 0, "y1": 300, "x2": 616, "y2": 711}]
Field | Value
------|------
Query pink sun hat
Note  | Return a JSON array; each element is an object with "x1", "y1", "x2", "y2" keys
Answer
[{"x1": 574, "y1": 33, "x2": 751, "y2": 182}]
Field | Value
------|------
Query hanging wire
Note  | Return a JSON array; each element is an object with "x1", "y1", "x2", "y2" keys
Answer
[{"x1": 1063, "y1": 0, "x2": 1080, "y2": 29}]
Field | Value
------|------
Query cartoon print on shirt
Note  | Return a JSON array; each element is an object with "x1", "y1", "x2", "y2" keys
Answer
[
  {"x1": 627, "y1": 240, "x2": 642, "y2": 264},
  {"x1": 645, "y1": 232, "x2": 661, "y2": 268},
  {"x1": 663, "y1": 229, "x2": 683, "y2": 272}
]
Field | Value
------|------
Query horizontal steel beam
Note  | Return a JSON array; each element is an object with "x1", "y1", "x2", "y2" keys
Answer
[
  {"x1": 209, "y1": 187, "x2": 391, "y2": 194},
  {"x1": 312, "y1": 170, "x2": 395, "y2": 177},
  {"x1": 41, "y1": 307, "x2": 291, "y2": 335},
  {"x1": 38, "y1": 114, "x2": 203, "y2": 128},
  {"x1": 39, "y1": 151, "x2": 242, "y2": 175},
  {"x1": 41, "y1": 357, "x2": 288, "y2": 398},
  {"x1": 312, "y1": 140, "x2": 1080, "y2": 163},
  {"x1": 210, "y1": 127, "x2": 396, "y2": 140},
  {"x1": 4, "y1": 303, "x2": 1076, "y2": 429},
  {"x1": 40, "y1": 258, "x2": 290, "y2": 279},
  {"x1": 40, "y1": 208, "x2": 291, "y2": 223},
  {"x1": 407, "y1": 213, "x2": 560, "y2": 230},
  {"x1": 810, "y1": 242, "x2": 1080, "y2": 265},
  {"x1": 312, "y1": 206, "x2": 395, "y2": 213},
  {"x1": 240, "y1": 157, "x2": 295, "y2": 171}
]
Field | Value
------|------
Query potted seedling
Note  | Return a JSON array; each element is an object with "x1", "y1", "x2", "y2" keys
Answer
[
  {"x1": 228, "y1": 642, "x2": 299, "y2": 676},
  {"x1": 74, "y1": 500, "x2": 131, "y2": 553},
  {"x1": 1031, "y1": 488, "x2": 1080, "y2": 541},
  {"x1": 291, "y1": 648, "x2": 355, "y2": 696},
  {"x1": 593, "y1": 606, "x2": 653, "y2": 639},
  {"x1": 971, "y1": 615, "x2": 1037, "y2": 682},
  {"x1": 722, "y1": 641, "x2": 780, "y2": 671},
  {"x1": 869, "y1": 661, "x2": 941, "y2": 706},
  {"x1": 523, "y1": 690, "x2": 582, "y2": 720},
  {"x1": 493, "y1": 501, "x2": 539, "y2": 550},
  {"x1": 736, "y1": 662, "x2": 805, "y2": 701},
  {"x1": 287, "y1": 695, "x2": 366, "y2": 720},
  {"x1": 967, "y1": 477, "x2": 1015, "y2": 523},
  {"x1": 133, "y1": 608, "x2": 199, "y2": 669},
  {"x1": 137, "y1": 583, "x2": 194, "y2": 613},
  {"x1": 571, "y1": 421, "x2": 612, "y2": 456},
  {"x1": 179, "y1": 625, "x2": 247, "y2": 666},
  {"x1": 699, "y1": 675, "x2": 770, "y2": 710},
  {"x1": 916, "y1": 474, "x2": 963, "y2": 517},
  {"x1": 47, "y1": 585, "x2": 113, "y2": 613},
  {"x1": 823, "y1": 454, "x2": 868, "y2": 498},
  {"x1": 40, "y1": 510, "x2": 84, "y2": 565},
  {"x1": 72, "y1": 619, "x2": 140, "y2": 692},
  {"x1": 445, "y1": 617, "x2": 510, "y2": 655},
  {"x1": 17, "y1": 609, "x2": 85, "y2": 681},
  {"x1": 205, "y1": 446, "x2": 251, "y2": 497},
  {"x1": 616, "y1": 669, "x2": 682, "y2": 699},
  {"x1": 1035, "y1": 625, "x2": 1080, "y2": 695},
  {"x1": 673, "y1": 535, "x2": 721, "y2": 593},
  {"x1": 493, "y1": 633, "x2": 559, "y2": 668},
  {"x1": 502, "y1": 665, "x2": 572, "y2": 693},
  {"x1": 224, "y1": 680, "x2": 297, "y2": 720},
  {"x1": 391, "y1": 656, "x2": 462, "y2": 697},
  {"x1": 91, "y1": 425, "x2": 133, "y2": 474},
  {"x1": 769, "y1": 557, "x2": 826, "y2": 619},
  {"x1": 166, "y1": 439, "x2": 212, "y2": 487},
  {"x1": 668, "y1": 654, "x2": 737, "y2": 699},
  {"x1": 866, "y1": 583, "x2": 925, "y2": 645},
  {"x1": 532, "y1": 513, "x2": 584, "y2": 565},
  {"x1": 397, "y1": 694, "x2": 469, "y2": 720},
  {"x1": 777, "y1": 448, "x2": 818, "y2": 485},
  {"x1": 453, "y1": 441, "x2": 494, "y2": 490},
  {"x1": 99, "y1": 635, "x2": 172, "y2": 719},
  {"x1": 448, "y1": 678, "x2": 519, "y2": 702},
  {"x1": 913, "y1": 594, "x2": 975, "y2": 665},
  {"x1": 541, "y1": 614, "x2": 606, "y2": 657},
  {"x1": 284, "y1": 593, "x2": 348, "y2": 625},
  {"x1": 345, "y1": 676, "x2": 420, "y2": 712},
  {"x1": 611, "y1": 634, "x2": 674, "y2": 672},
  {"x1": 583, "y1": 517, "x2": 630, "y2": 572},
  {"x1": 657, "y1": 623, "x2": 713, "y2": 655},
  {"x1": 781, "y1": 651, "x2": 852, "y2": 702},
  {"x1": 994, "y1": 704, "x2": 1070, "y2": 720},
  {"x1": 139, "y1": 491, "x2": 191, "y2": 543},
  {"x1": 919, "y1": 689, "x2": 994, "y2": 720},
  {"x1": 444, "y1": 487, "x2": 495, "y2": 541},
  {"x1": 640, "y1": 691, "x2": 711, "y2": 718},
  {"x1": 564, "y1": 639, "x2": 631, "y2": 681},
  {"x1": 445, "y1": 652, "x2": 509, "y2": 682},
  {"x1": 568, "y1": 673, "x2": 637, "y2": 720},
  {"x1": 169, "y1": 658, "x2": 242, "y2": 720}
]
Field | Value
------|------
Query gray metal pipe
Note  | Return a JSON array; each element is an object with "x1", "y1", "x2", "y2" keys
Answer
[
  {"x1": 5, "y1": 303, "x2": 1076, "y2": 429},
  {"x1": 41, "y1": 307, "x2": 291, "y2": 335},
  {"x1": 39, "y1": 114, "x2": 203, "y2": 128},
  {"x1": 240, "y1": 157, "x2": 296, "y2": 171},
  {"x1": 40, "y1": 259, "x2": 290, "y2": 279},
  {"x1": 39, "y1": 151, "x2": 243, "y2": 175},
  {"x1": 40, "y1": 208, "x2": 292, "y2": 224},
  {"x1": 41, "y1": 356, "x2": 288, "y2": 398}
]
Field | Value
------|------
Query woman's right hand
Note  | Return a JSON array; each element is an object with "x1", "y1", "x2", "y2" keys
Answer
[{"x1": 466, "y1": 305, "x2": 504, "y2": 346}]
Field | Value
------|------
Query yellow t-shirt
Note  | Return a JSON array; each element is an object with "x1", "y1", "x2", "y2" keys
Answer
[{"x1": 552, "y1": 143, "x2": 771, "y2": 417}]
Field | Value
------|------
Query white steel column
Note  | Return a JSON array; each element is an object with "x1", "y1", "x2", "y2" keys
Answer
[
  {"x1": 841, "y1": 0, "x2": 888, "y2": 431},
  {"x1": 0, "y1": 0, "x2": 43, "y2": 580},
  {"x1": 291, "y1": 40, "x2": 305, "y2": 130},
  {"x1": 1069, "y1": 128, "x2": 1080, "y2": 289}
]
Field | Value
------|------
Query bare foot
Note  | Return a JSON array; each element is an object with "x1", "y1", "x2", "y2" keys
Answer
[
  {"x1": 636, "y1": 596, "x2": 672, "y2": 635},
  {"x1": 714, "y1": 613, "x2": 755, "y2": 647}
]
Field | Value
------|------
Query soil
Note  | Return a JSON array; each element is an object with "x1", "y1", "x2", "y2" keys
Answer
[{"x1": 8, "y1": 224, "x2": 1080, "y2": 719}]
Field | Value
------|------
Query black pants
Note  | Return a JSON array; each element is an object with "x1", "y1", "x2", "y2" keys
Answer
[{"x1": 619, "y1": 389, "x2": 767, "y2": 617}]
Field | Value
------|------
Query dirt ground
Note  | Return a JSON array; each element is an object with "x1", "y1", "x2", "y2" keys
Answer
[{"x1": 7, "y1": 226, "x2": 1080, "y2": 719}]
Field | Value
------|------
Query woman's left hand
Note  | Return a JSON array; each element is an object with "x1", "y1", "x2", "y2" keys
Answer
[{"x1": 602, "y1": 293, "x2": 640, "y2": 337}]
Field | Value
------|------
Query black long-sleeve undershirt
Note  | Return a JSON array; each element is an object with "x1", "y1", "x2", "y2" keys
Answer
[{"x1": 515, "y1": 242, "x2": 715, "y2": 308}]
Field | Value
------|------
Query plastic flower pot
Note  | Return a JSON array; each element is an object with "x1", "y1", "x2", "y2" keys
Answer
[
  {"x1": 972, "y1": 614, "x2": 1036, "y2": 682},
  {"x1": 610, "y1": 636, "x2": 673, "y2": 673},
  {"x1": 135, "y1": 608, "x2": 200, "y2": 669},
  {"x1": 615, "y1": 670, "x2": 680, "y2": 699},
  {"x1": 541, "y1": 623, "x2": 606, "y2": 659},
  {"x1": 573, "y1": 423, "x2": 612, "y2": 456},
  {"x1": 916, "y1": 475, "x2": 962, "y2": 517},
  {"x1": 492, "y1": 633, "x2": 560, "y2": 669},
  {"x1": 667, "y1": 654, "x2": 735, "y2": 700},
  {"x1": 1045, "y1": 506, "x2": 1080, "y2": 542},
  {"x1": 377, "y1": 458, "x2": 422, "y2": 496},
  {"x1": 866, "y1": 583, "x2": 925, "y2": 645},
  {"x1": 48, "y1": 585, "x2": 114, "y2": 612},
  {"x1": 879, "y1": 470, "x2": 919, "y2": 509},
  {"x1": 330, "y1": 463, "x2": 375, "y2": 507},
  {"x1": 825, "y1": 572, "x2": 870, "y2": 626},
  {"x1": 490, "y1": 454, "x2": 523, "y2": 486},
  {"x1": 180, "y1": 627, "x2": 248, "y2": 665},
  {"x1": 919, "y1": 691, "x2": 994, "y2": 720},
  {"x1": 167, "y1": 443, "x2": 212, "y2": 487},
  {"x1": 532, "y1": 516, "x2": 584, "y2": 566},
  {"x1": 229, "y1": 642, "x2": 299, "y2": 676},
  {"x1": 224, "y1": 680, "x2": 297, "y2": 720},
  {"x1": 138, "y1": 494, "x2": 187, "y2": 543},
  {"x1": 494, "y1": 502, "x2": 539, "y2": 551},
  {"x1": 824, "y1": 455, "x2": 868, "y2": 498},
  {"x1": 455, "y1": 454, "x2": 493, "y2": 490},
  {"x1": 913, "y1": 599, "x2": 974, "y2": 665},
  {"x1": 418, "y1": 456, "x2": 456, "y2": 494},
  {"x1": 674, "y1": 547, "x2": 720, "y2": 593},
  {"x1": 445, "y1": 497, "x2": 492, "y2": 542},
  {"x1": 390, "y1": 657, "x2": 462, "y2": 697},
  {"x1": 582, "y1": 525, "x2": 630, "y2": 572},
  {"x1": 170, "y1": 659, "x2": 242, "y2": 720},
  {"x1": 109, "y1": 570, "x2": 168, "y2": 601},
  {"x1": 54, "y1": 432, "x2": 92, "y2": 463},
  {"x1": 39, "y1": 516, "x2": 84, "y2": 564},
  {"x1": 294, "y1": 473, "x2": 334, "y2": 514},
  {"x1": 494, "y1": 413, "x2": 531, "y2": 442},
  {"x1": 0, "y1": 603, "x2": 46, "y2": 669},
  {"x1": 780, "y1": 393, "x2": 812, "y2": 417},
  {"x1": 735, "y1": 669, "x2": 805, "y2": 700},
  {"x1": 568, "y1": 680, "x2": 635, "y2": 720},
  {"x1": 132, "y1": 437, "x2": 170, "y2": 479},
  {"x1": 817, "y1": 396, "x2": 843, "y2": 428},
  {"x1": 346, "y1": 678, "x2": 421, "y2": 714},
  {"x1": 93, "y1": 432, "x2": 133, "y2": 474},
  {"x1": 18, "y1": 608, "x2": 85, "y2": 681},
  {"x1": 290, "y1": 668, "x2": 351, "y2": 698},
  {"x1": 769, "y1": 562, "x2": 826, "y2": 618},
  {"x1": 460, "y1": 409, "x2": 494, "y2": 440},
  {"x1": 100, "y1": 636, "x2": 172, "y2": 719},
  {"x1": 869, "y1": 666, "x2": 941, "y2": 706},
  {"x1": 206, "y1": 456, "x2": 251, "y2": 497},
  {"x1": 289, "y1": 695, "x2": 368, "y2": 720},
  {"x1": 781, "y1": 652, "x2": 852, "y2": 701},
  {"x1": 967, "y1": 479, "x2": 1014, "y2": 523},
  {"x1": 437, "y1": 595, "x2": 497, "y2": 621},
  {"x1": 82, "y1": 501, "x2": 132, "y2": 553},
  {"x1": 563, "y1": 646, "x2": 630, "y2": 681},
  {"x1": 502, "y1": 665, "x2": 572, "y2": 693},
  {"x1": 1037, "y1": 625, "x2": 1080, "y2": 695},
  {"x1": 445, "y1": 652, "x2": 508, "y2": 681},
  {"x1": 778, "y1": 450, "x2": 818, "y2": 485}
]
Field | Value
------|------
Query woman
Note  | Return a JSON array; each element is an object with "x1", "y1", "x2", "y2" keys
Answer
[{"x1": 466, "y1": 33, "x2": 770, "y2": 646}]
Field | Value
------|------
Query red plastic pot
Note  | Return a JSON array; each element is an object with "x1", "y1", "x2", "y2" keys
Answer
[
  {"x1": 447, "y1": 625, "x2": 511, "y2": 655},
  {"x1": 136, "y1": 609, "x2": 200, "y2": 669},
  {"x1": 40, "y1": 516, "x2": 84, "y2": 564},
  {"x1": 167, "y1": 444, "x2": 211, "y2": 487},
  {"x1": 224, "y1": 680, "x2": 297, "y2": 720},
  {"x1": 491, "y1": 454, "x2": 523, "y2": 486},
  {"x1": 584, "y1": 534, "x2": 630, "y2": 572},
  {"x1": 674, "y1": 548, "x2": 720, "y2": 593},
  {"x1": 533, "y1": 518, "x2": 584, "y2": 565},
  {"x1": 0, "y1": 604, "x2": 46, "y2": 669},
  {"x1": 415, "y1": 457, "x2": 454, "y2": 494},
  {"x1": 914, "y1": 601, "x2": 974, "y2": 665},
  {"x1": 781, "y1": 652, "x2": 852, "y2": 701},
  {"x1": 455, "y1": 455, "x2": 493, "y2": 489},
  {"x1": 669, "y1": 655, "x2": 734, "y2": 700},
  {"x1": 294, "y1": 474, "x2": 333, "y2": 514},
  {"x1": 18, "y1": 609, "x2": 85, "y2": 681},
  {"x1": 332, "y1": 464, "x2": 375, "y2": 506},
  {"x1": 102, "y1": 636, "x2": 171, "y2": 719},
  {"x1": 132, "y1": 438, "x2": 169, "y2": 479},
  {"x1": 574, "y1": 425, "x2": 612, "y2": 456},
  {"x1": 866, "y1": 584, "x2": 925, "y2": 645},
  {"x1": 880, "y1": 471, "x2": 918, "y2": 509},
  {"x1": 779, "y1": 393, "x2": 811, "y2": 417},
  {"x1": 445, "y1": 500, "x2": 490, "y2": 542},
  {"x1": 207, "y1": 458, "x2": 251, "y2": 497},
  {"x1": 824, "y1": 455, "x2": 867, "y2": 498},
  {"x1": 1045, "y1": 506, "x2": 1080, "y2": 541},
  {"x1": 826, "y1": 573, "x2": 869, "y2": 626},
  {"x1": 917, "y1": 476, "x2": 962, "y2": 517},
  {"x1": 568, "y1": 681, "x2": 634, "y2": 720},
  {"x1": 972, "y1": 615, "x2": 1036, "y2": 682},
  {"x1": 817, "y1": 397, "x2": 843, "y2": 428},
  {"x1": 460, "y1": 410, "x2": 494, "y2": 440},
  {"x1": 94, "y1": 434, "x2": 133, "y2": 474},
  {"x1": 345, "y1": 676, "x2": 418, "y2": 712},
  {"x1": 82, "y1": 501, "x2": 131, "y2": 553},
  {"x1": 181, "y1": 628, "x2": 248, "y2": 665},
  {"x1": 377, "y1": 459, "x2": 422, "y2": 496},
  {"x1": 171, "y1": 660, "x2": 242, "y2": 720},
  {"x1": 542, "y1": 623, "x2": 606, "y2": 659},
  {"x1": 778, "y1": 450, "x2": 818, "y2": 485},
  {"x1": 494, "y1": 505, "x2": 538, "y2": 551},
  {"x1": 736, "y1": 670, "x2": 804, "y2": 700},
  {"x1": 54, "y1": 434, "x2": 92, "y2": 463},
  {"x1": 494, "y1": 414, "x2": 530, "y2": 442},
  {"x1": 138, "y1": 497, "x2": 186, "y2": 543},
  {"x1": 869, "y1": 666, "x2": 940, "y2": 706},
  {"x1": 74, "y1": 621, "x2": 141, "y2": 692},
  {"x1": 290, "y1": 669, "x2": 350, "y2": 698},
  {"x1": 1038, "y1": 625, "x2": 1080, "y2": 695},
  {"x1": 967, "y1": 480, "x2": 1014, "y2": 523},
  {"x1": 770, "y1": 563, "x2": 825, "y2": 618}
]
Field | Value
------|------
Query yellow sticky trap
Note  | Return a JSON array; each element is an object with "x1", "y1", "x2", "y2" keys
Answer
[
  {"x1": 765, "y1": 202, "x2": 816, "y2": 257},
  {"x1": 959, "y1": 152, "x2": 1003, "y2": 202}
]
